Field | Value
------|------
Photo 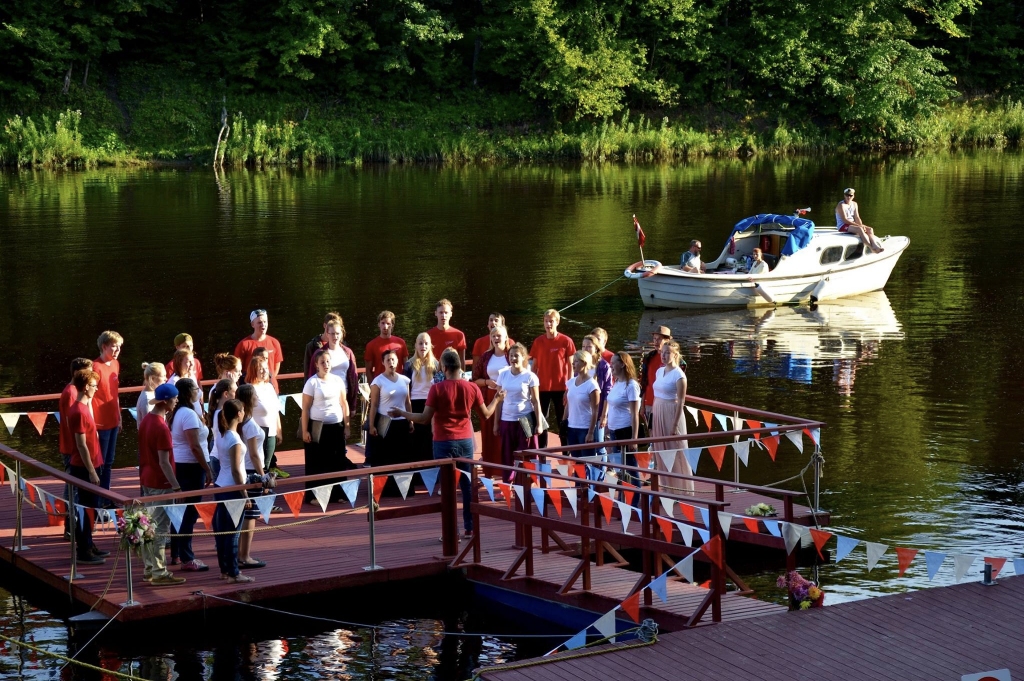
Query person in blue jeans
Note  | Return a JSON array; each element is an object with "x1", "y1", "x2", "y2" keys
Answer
[
  {"x1": 211, "y1": 398, "x2": 255, "y2": 583},
  {"x1": 389, "y1": 349, "x2": 504, "y2": 535}
]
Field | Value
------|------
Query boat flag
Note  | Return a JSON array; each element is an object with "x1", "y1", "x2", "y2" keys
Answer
[{"x1": 632, "y1": 215, "x2": 646, "y2": 248}]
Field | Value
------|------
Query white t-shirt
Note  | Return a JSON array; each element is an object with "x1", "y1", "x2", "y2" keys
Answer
[
  {"x1": 372, "y1": 373, "x2": 411, "y2": 420},
  {"x1": 240, "y1": 418, "x2": 266, "y2": 471},
  {"x1": 606, "y1": 379, "x2": 641, "y2": 431},
  {"x1": 325, "y1": 345, "x2": 350, "y2": 381},
  {"x1": 302, "y1": 374, "x2": 345, "y2": 424},
  {"x1": 565, "y1": 376, "x2": 600, "y2": 429},
  {"x1": 136, "y1": 390, "x2": 155, "y2": 423},
  {"x1": 410, "y1": 364, "x2": 435, "y2": 400},
  {"x1": 486, "y1": 353, "x2": 509, "y2": 382},
  {"x1": 170, "y1": 407, "x2": 210, "y2": 464},
  {"x1": 252, "y1": 382, "x2": 279, "y2": 435},
  {"x1": 214, "y1": 428, "x2": 244, "y2": 488},
  {"x1": 653, "y1": 366, "x2": 686, "y2": 401},
  {"x1": 497, "y1": 369, "x2": 539, "y2": 422}
]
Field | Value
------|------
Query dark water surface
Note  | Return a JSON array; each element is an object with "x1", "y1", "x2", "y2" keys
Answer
[{"x1": 1, "y1": 153, "x2": 1024, "y2": 678}]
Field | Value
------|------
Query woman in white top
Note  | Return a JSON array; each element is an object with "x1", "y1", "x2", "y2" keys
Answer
[
  {"x1": 301, "y1": 349, "x2": 352, "y2": 504},
  {"x1": 563, "y1": 350, "x2": 600, "y2": 458},
  {"x1": 211, "y1": 399, "x2": 254, "y2": 583},
  {"x1": 135, "y1": 362, "x2": 167, "y2": 426},
  {"x1": 368, "y1": 349, "x2": 413, "y2": 494},
  {"x1": 206, "y1": 378, "x2": 237, "y2": 479},
  {"x1": 606, "y1": 352, "x2": 642, "y2": 474},
  {"x1": 248, "y1": 355, "x2": 285, "y2": 478},
  {"x1": 402, "y1": 332, "x2": 442, "y2": 465},
  {"x1": 167, "y1": 378, "x2": 213, "y2": 572},
  {"x1": 472, "y1": 325, "x2": 511, "y2": 477},
  {"x1": 236, "y1": 384, "x2": 270, "y2": 569},
  {"x1": 651, "y1": 340, "x2": 691, "y2": 492},
  {"x1": 494, "y1": 343, "x2": 543, "y2": 482}
]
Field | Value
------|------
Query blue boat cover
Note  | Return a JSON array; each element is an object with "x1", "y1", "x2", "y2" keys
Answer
[{"x1": 728, "y1": 213, "x2": 816, "y2": 256}]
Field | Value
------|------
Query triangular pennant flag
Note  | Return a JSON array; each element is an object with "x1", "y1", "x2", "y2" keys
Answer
[
  {"x1": 289, "y1": 393, "x2": 303, "y2": 407},
  {"x1": 480, "y1": 477, "x2": 495, "y2": 502},
  {"x1": 598, "y1": 494, "x2": 614, "y2": 524},
  {"x1": 695, "y1": 527, "x2": 710, "y2": 543},
  {"x1": 0, "y1": 464, "x2": 6, "y2": 486},
  {"x1": 1013, "y1": 558, "x2": 1024, "y2": 577},
  {"x1": 746, "y1": 419, "x2": 762, "y2": 438},
  {"x1": 52, "y1": 411, "x2": 60, "y2": 424},
  {"x1": 742, "y1": 517, "x2": 760, "y2": 533},
  {"x1": 656, "y1": 450, "x2": 677, "y2": 472},
  {"x1": 764, "y1": 422, "x2": 779, "y2": 437},
  {"x1": 659, "y1": 497, "x2": 674, "y2": 517},
  {"x1": 193, "y1": 501, "x2": 215, "y2": 528},
  {"x1": 512, "y1": 484, "x2": 525, "y2": 508},
  {"x1": 564, "y1": 630, "x2": 587, "y2": 651},
  {"x1": 674, "y1": 521, "x2": 694, "y2": 546},
  {"x1": 615, "y1": 501, "x2": 632, "y2": 533},
  {"x1": 537, "y1": 462, "x2": 552, "y2": 476},
  {"x1": 683, "y1": 448, "x2": 701, "y2": 475},
  {"x1": 393, "y1": 473, "x2": 414, "y2": 500},
  {"x1": 563, "y1": 488, "x2": 577, "y2": 517},
  {"x1": 953, "y1": 554, "x2": 976, "y2": 582},
  {"x1": 340, "y1": 479, "x2": 360, "y2": 507},
  {"x1": 679, "y1": 553, "x2": 694, "y2": 582},
  {"x1": 419, "y1": 467, "x2": 439, "y2": 496},
  {"x1": 313, "y1": 484, "x2": 333, "y2": 512},
  {"x1": 925, "y1": 551, "x2": 946, "y2": 580},
  {"x1": 546, "y1": 488, "x2": 563, "y2": 516},
  {"x1": 75, "y1": 504, "x2": 85, "y2": 526},
  {"x1": 573, "y1": 464, "x2": 586, "y2": 479},
  {"x1": 656, "y1": 516, "x2": 674, "y2": 542},
  {"x1": 835, "y1": 534, "x2": 858, "y2": 562},
  {"x1": 684, "y1": 405, "x2": 698, "y2": 424},
  {"x1": 678, "y1": 502, "x2": 696, "y2": 523},
  {"x1": 764, "y1": 519, "x2": 782, "y2": 538},
  {"x1": 127, "y1": 408, "x2": 138, "y2": 423},
  {"x1": 164, "y1": 504, "x2": 187, "y2": 533},
  {"x1": 555, "y1": 463, "x2": 569, "y2": 477},
  {"x1": 707, "y1": 446, "x2": 727, "y2": 471},
  {"x1": 762, "y1": 435, "x2": 779, "y2": 461},
  {"x1": 717, "y1": 512, "x2": 733, "y2": 540},
  {"x1": 282, "y1": 490, "x2": 303, "y2": 517},
  {"x1": 634, "y1": 452, "x2": 651, "y2": 471},
  {"x1": 621, "y1": 483, "x2": 636, "y2": 508},
  {"x1": 372, "y1": 476, "x2": 387, "y2": 504},
  {"x1": 591, "y1": 609, "x2": 617, "y2": 642},
  {"x1": 783, "y1": 522, "x2": 803, "y2": 553},
  {"x1": 698, "y1": 507, "x2": 709, "y2": 528},
  {"x1": 895, "y1": 547, "x2": 919, "y2": 577},
  {"x1": 498, "y1": 482, "x2": 512, "y2": 508},
  {"x1": 808, "y1": 529, "x2": 832, "y2": 560},
  {"x1": 714, "y1": 413, "x2": 730, "y2": 431},
  {"x1": 701, "y1": 536, "x2": 723, "y2": 569},
  {"x1": 254, "y1": 494, "x2": 275, "y2": 524},
  {"x1": 53, "y1": 498, "x2": 66, "y2": 515},
  {"x1": 649, "y1": 572, "x2": 668, "y2": 604},
  {"x1": 804, "y1": 427, "x2": 820, "y2": 445},
  {"x1": 985, "y1": 557, "x2": 1007, "y2": 580},
  {"x1": 620, "y1": 591, "x2": 641, "y2": 623},
  {"x1": 784, "y1": 430, "x2": 804, "y2": 453},
  {"x1": 278, "y1": 395, "x2": 288, "y2": 415},
  {"x1": 732, "y1": 441, "x2": 750, "y2": 466},
  {"x1": 453, "y1": 466, "x2": 463, "y2": 489},
  {"x1": 700, "y1": 410, "x2": 712, "y2": 430},
  {"x1": 865, "y1": 541, "x2": 888, "y2": 571},
  {"x1": 224, "y1": 498, "x2": 246, "y2": 526},
  {"x1": 531, "y1": 487, "x2": 545, "y2": 515},
  {"x1": 1, "y1": 413, "x2": 20, "y2": 435},
  {"x1": 26, "y1": 483, "x2": 37, "y2": 504}
]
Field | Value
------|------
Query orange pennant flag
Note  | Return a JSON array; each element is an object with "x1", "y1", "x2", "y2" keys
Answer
[
  {"x1": 634, "y1": 452, "x2": 651, "y2": 470},
  {"x1": 573, "y1": 464, "x2": 586, "y2": 479},
  {"x1": 707, "y1": 445, "x2": 727, "y2": 471},
  {"x1": 621, "y1": 483, "x2": 637, "y2": 508},
  {"x1": 895, "y1": 547, "x2": 919, "y2": 576},
  {"x1": 598, "y1": 494, "x2": 614, "y2": 524},
  {"x1": 48, "y1": 509, "x2": 64, "y2": 526},
  {"x1": 282, "y1": 491, "x2": 304, "y2": 517},
  {"x1": 809, "y1": 528, "x2": 833, "y2": 560},
  {"x1": 373, "y1": 476, "x2": 388, "y2": 504},
  {"x1": 985, "y1": 556, "x2": 1007, "y2": 580},
  {"x1": 195, "y1": 502, "x2": 216, "y2": 528},
  {"x1": 85, "y1": 507, "x2": 96, "y2": 527},
  {"x1": 26, "y1": 412, "x2": 47, "y2": 435},
  {"x1": 54, "y1": 498, "x2": 66, "y2": 515},
  {"x1": 44, "y1": 498, "x2": 54, "y2": 515},
  {"x1": 745, "y1": 419, "x2": 761, "y2": 439},
  {"x1": 678, "y1": 502, "x2": 696, "y2": 523},
  {"x1": 656, "y1": 516, "x2": 674, "y2": 542},
  {"x1": 742, "y1": 517, "x2": 760, "y2": 533},
  {"x1": 762, "y1": 435, "x2": 779, "y2": 461},
  {"x1": 701, "y1": 536, "x2": 723, "y2": 569},
  {"x1": 522, "y1": 461, "x2": 539, "y2": 485},
  {"x1": 0, "y1": 466, "x2": 6, "y2": 485},
  {"x1": 698, "y1": 580, "x2": 711, "y2": 589},
  {"x1": 700, "y1": 410, "x2": 712, "y2": 430},
  {"x1": 546, "y1": 488, "x2": 563, "y2": 516},
  {"x1": 621, "y1": 591, "x2": 641, "y2": 623},
  {"x1": 498, "y1": 482, "x2": 512, "y2": 508},
  {"x1": 26, "y1": 484, "x2": 37, "y2": 504}
]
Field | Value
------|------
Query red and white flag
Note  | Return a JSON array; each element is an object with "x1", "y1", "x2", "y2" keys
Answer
[{"x1": 632, "y1": 215, "x2": 646, "y2": 247}]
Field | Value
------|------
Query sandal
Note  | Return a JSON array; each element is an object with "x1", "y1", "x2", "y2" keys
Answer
[{"x1": 225, "y1": 573, "x2": 255, "y2": 583}]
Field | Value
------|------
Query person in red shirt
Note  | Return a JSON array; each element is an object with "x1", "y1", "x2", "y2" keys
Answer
[
  {"x1": 170, "y1": 333, "x2": 204, "y2": 383},
  {"x1": 638, "y1": 325, "x2": 672, "y2": 424},
  {"x1": 93, "y1": 330, "x2": 123, "y2": 496},
  {"x1": 235, "y1": 309, "x2": 284, "y2": 391},
  {"x1": 59, "y1": 357, "x2": 93, "y2": 539},
  {"x1": 471, "y1": 313, "x2": 513, "y2": 364},
  {"x1": 529, "y1": 309, "x2": 576, "y2": 447},
  {"x1": 138, "y1": 382, "x2": 186, "y2": 586},
  {"x1": 426, "y1": 299, "x2": 467, "y2": 367},
  {"x1": 67, "y1": 369, "x2": 108, "y2": 565},
  {"x1": 364, "y1": 310, "x2": 408, "y2": 384}
]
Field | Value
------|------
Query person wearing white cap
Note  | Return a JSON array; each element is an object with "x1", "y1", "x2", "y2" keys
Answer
[
  {"x1": 234, "y1": 309, "x2": 284, "y2": 391},
  {"x1": 836, "y1": 188, "x2": 884, "y2": 253}
]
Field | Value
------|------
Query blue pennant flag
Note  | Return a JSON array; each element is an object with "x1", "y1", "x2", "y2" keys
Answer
[
  {"x1": 587, "y1": 486, "x2": 597, "y2": 502},
  {"x1": 419, "y1": 467, "x2": 439, "y2": 496},
  {"x1": 278, "y1": 395, "x2": 288, "y2": 415},
  {"x1": 538, "y1": 462, "x2": 552, "y2": 475},
  {"x1": 925, "y1": 551, "x2": 946, "y2": 581},
  {"x1": 714, "y1": 413, "x2": 729, "y2": 431},
  {"x1": 834, "y1": 535, "x2": 859, "y2": 563},
  {"x1": 480, "y1": 477, "x2": 495, "y2": 502},
  {"x1": 53, "y1": 412, "x2": 61, "y2": 424},
  {"x1": 765, "y1": 422, "x2": 780, "y2": 437},
  {"x1": 564, "y1": 630, "x2": 587, "y2": 650},
  {"x1": 698, "y1": 507, "x2": 709, "y2": 528},
  {"x1": 1014, "y1": 558, "x2": 1024, "y2": 577},
  {"x1": 763, "y1": 520, "x2": 782, "y2": 537},
  {"x1": 164, "y1": 504, "x2": 186, "y2": 533},
  {"x1": 530, "y1": 487, "x2": 545, "y2": 514},
  {"x1": 695, "y1": 527, "x2": 710, "y2": 543},
  {"x1": 649, "y1": 572, "x2": 669, "y2": 604},
  {"x1": 340, "y1": 479, "x2": 361, "y2": 507},
  {"x1": 127, "y1": 407, "x2": 138, "y2": 423}
]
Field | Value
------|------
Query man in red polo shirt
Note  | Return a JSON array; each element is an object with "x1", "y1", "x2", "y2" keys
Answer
[
  {"x1": 529, "y1": 309, "x2": 576, "y2": 448},
  {"x1": 426, "y1": 299, "x2": 467, "y2": 367},
  {"x1": 93, "y1": 330, "x2": 122, "y2": 496},
  {"x1": 639, "y1": 325, "x2": 672, "y2": 423},
  {"x1": 59, "y1": 358, "x2": 93, "y2": 539},
  {"x1": 235, "y1": 309, "x2": 284, "y2": 391},
  {"x1": 364, "y1": 310, "x2": 408, "y2": 384},
  {"x1": 67, "y1": 369, "x2": 108, "y2": 565}
]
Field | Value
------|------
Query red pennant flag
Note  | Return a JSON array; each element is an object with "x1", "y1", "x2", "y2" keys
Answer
[
  {"x1": 498, "y1": 482, "x2": 512, "y2": 508},
  {"x1": 746, "y1": 419, "x2": 761, "y2": 439},
  {"x1": 0, "y1": 466, "x2": 6, "y2": 485},
  {"x1": 698, "y1": 580, "x2": 711, "y2": 589},
  {"x1": 573, "y1": 464, "x2": 586, "y2": 479},
  {"x1": 598, "y1": 494, "x2": 614, "y2": 524},
  {"x1": 742, "y1": 517, "x2": 760, "y2": 533},
  {"x1": 634, "y1": 452, "x2": 650, "y2": 470},
  {"x1": 373, "y1": 476, "x2": 388, "y2": 503},
  {"x1": 701, "y1": 536, "x2": 723, "y2": 569},
  {"x1": 656, "y1": 516, "x2": 674, "y2": 542},
  {"x1": 44, "y1": 497, "x2": 54, "y2": 515},
  {"x1": 895, "y1": 547, "x2": 919, "y2": 576},
  {"x1": 632, "y1": 215, "x2": 646, "y2": 248},
  {"x1": 195, "y1": 502, "x2": 216, "y2": 527},
  {"x1": 546, "y1": 488, "x2": 563, "y2": 516},
  {"x1": 115, "y1": 509, "x2": 124, "y2": 523},
  {"x1": 809, "y1": 528, "x2": 833, "y2": 560},
  {"x1": 282, "y1": 491, "x2": 303, "y2": 517},
  {"x1": 700, "y1": 410, "x2": 712, "y2": 430},
  {"x1": 678, "y1": 502, "x2": 696, "y2": 523},
  {"x1": 985, "y1": 556, "x2": 1007, "y2": 580},
  {"x1": 26, "y1": 484, "x2": 37, "y2": 504},
  {"x1": 621, "y1": 591, "x2": 641, "y2": 623},
  {"x1": 26, "y1": 412, "x2": 47, "y2": 435},
  {"x1": 621, "y1": 482, "x2": 637, "y2": 508},
  {"x1": 707, "y1": 445, "x2": 727, "y2": 471},
  {"x1": 48, "y1": 511, "x2": 64, "y2": 527},
  {"x1": 85, "y1": 507, "x2": 96, "y2": 527},
  {"x1": 762, "y1": 435, "x2": 779, "y2": 461},
  {"x1": 54, "y1": 498, "x2": 66, "y2": 515}
]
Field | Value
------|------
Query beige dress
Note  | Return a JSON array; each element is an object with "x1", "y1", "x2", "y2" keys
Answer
[{"x1": 651, "y1": 366, "x2": 692, "y2": 492}]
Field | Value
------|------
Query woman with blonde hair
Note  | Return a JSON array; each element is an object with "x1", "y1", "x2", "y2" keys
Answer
[
  {"x1": 301, "y1": 349, "x2": 352, "y2": 504},
  {"x1": 403, "y1": 332, "x2": 442, "y2": 464},
  {"x1": 651, "y1": 341, "x2": 691, "y2": 492},
  {"x1": 563, "y1": 350, "x2": 600, "y2": 458},
  {"x1": 135, "y1": 362, "x2": 167, "y2": 424},
  {"x1": 472, "y1": 324, "x2": 511, "y2": 477},
  {"x1": 494, "y1": 343, "x2": 543, "y2": 481}
]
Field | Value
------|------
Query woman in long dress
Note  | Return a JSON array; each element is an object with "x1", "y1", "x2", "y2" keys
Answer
[{"x1": 651, "y1": 341, "x2": 692, "y2": 493}]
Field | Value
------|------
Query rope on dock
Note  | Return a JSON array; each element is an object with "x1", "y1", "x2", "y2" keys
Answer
[{"x1": 0, "y1": 632, "x2": 144, "y2": 680}]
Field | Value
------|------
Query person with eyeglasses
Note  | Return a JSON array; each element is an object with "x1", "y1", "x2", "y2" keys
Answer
[
  {"x1": 836, "y1": 188, "x2": 884, "y2": 253},
  {"x1": 679, "y1": 240, "x2": 706, "y2": 273},
  {"x1": 235, "y1": 309, "x2": 284, "y2": 391},
  {"x1": 67, "y1": 369, "x2": 109, "y2": 565}
]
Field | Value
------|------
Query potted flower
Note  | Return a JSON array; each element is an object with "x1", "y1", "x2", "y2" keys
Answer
[
  {"x1": 777, "y1": 570, "x2": 824, "y2": 610},
  {"x1": 745, "y1": 502, "x2": 777, "y2": 517}
]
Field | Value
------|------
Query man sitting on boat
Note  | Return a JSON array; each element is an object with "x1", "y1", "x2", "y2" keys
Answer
[
  {"x1": 679, "y1": 240, "x2": 705, "y2": 273},
  {"x1": 836, "y1": 188, "x2": 884, "y2": 254}
]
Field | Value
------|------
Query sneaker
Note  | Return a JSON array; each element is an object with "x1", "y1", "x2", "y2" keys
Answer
[
  {"x1": 149, "y1": 574, "x2": 186, "y2": 587},
  {"x1": 90, "y1": 546, "x2": 111, "y2": 558},
  {"x1": 181, "y1": 559, "x2": 209, "y2": 572},
  {"x1": 76, "y1": 554, "x2": 105, "y2": 565},
  {"x1": 270, "y1": 467, "x2": 290, "y2": 479},
  {"x1": 143, "y1": 573, "x2": 153, "y2": 582}
]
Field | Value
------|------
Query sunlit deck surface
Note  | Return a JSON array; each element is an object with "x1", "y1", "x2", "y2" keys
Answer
[{"x1": 479, "y1": 575, "x2": 1024, "y2": 680}]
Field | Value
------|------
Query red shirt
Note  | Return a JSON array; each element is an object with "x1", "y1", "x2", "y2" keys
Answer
[
  {"x1": 92, "y1": 358, "x2": 121, "y2": 430},
  {"x1": 644, "y1": 353, "x2": 663, "y2": 406},
  {"x1": 58, "y1": 383, "x2": 78, "y2": 455},
  {"x1": 168, "y1": 356, "x2": 204, "y2": 382},
  {"x1": 235, "y1": 335, "x2": 284, "y2": 390},
  {"x1": 601, "y1": 349, "x2": 614, "y2": 363},
  {"x1": 138, "y1": 412, "x2": 174, "y2": 489},
  {"x1": 364, "y1": 336, "x2": 408, "y2": 383},
  {"x1": 472, "y1": 334, "x2": 515, "y2": 360},
  {"x1": 426, "y1": 380, "x2": 483, "y2": 441},
  {"x1": 67, "y1": 401, "x2": 102, "y2": 469},
  {"x1": 529, "y1": 333, "x2": 577, "y2": 391},
  {"x1": 426, "y1": 327, "x2": 467, "y2": 360}
]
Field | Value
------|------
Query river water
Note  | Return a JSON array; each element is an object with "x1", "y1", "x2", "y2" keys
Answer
[{"x1": 1, "y1": 152, "x2": 1023, "y2": 678}]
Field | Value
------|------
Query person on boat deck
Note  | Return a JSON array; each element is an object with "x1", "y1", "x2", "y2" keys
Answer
[
  {"x1": 639, "y1": 326, "x2": 672, "y2": 424},
  {"x1": 67, "y1": 369, "x2": 108, "y2": 565},
  {"x1": 235, "y1": 309, "x2": 283, "y2": 391},
  {"x1": 170, "y1": 333, "x2": 204, "y2": 383},
  {"x1": 748, "y1": 247, "x2": 770, "y2": 276},
  {"x1": 530, "y1": 309, "x2": 577, "y2": 448},
  {"x1": 651, "y1": 341, "x2": 693, "y2": 494},
  {"x1": 403, "y1": 332, "x2": 444, "y2": 467},
  {"x1": 472, "y1": 324, "x2": 512, "y2": 477},
  {"x1": 59, "y1": 358, "x2": 93, "y2": 539},
  {"x1": 365, "y1": 310, "x2": 409, "y2": 384},
  {"x1": 679, "y1": 240, "x2": 706, "y2": 273},
  {"x1": 92, "y1": 330, "x2": 123, "y2": 497},
  {"x1": 303, "y1": 312, "x2": 343, "y2": 380},
  {"x1": 472, "y1": 313, "x2": 514, "y2": 365},
  {"x1": 836, "y1": 188, "x2": 884, "y2": 254},
  {"x1": 426, "y1": 299, "x2": 467, "y2": 367},
  {"x1": 308, "y1": 318, "x2": 358, "y2": 418}
]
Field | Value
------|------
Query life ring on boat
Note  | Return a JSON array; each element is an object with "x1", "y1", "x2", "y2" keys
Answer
[{"x1": 624, "y1": 260, "x2": 662, "y2": 279}]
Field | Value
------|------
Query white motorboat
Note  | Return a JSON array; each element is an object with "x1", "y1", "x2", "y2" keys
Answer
[{"x1": 625, "y1": 212, "x2": 910, "y2": 308}]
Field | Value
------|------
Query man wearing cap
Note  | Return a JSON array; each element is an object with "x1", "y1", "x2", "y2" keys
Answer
[
  {"x1": 137, "y1": 383, "x2": 186, "y2": 586},
  {"x1": 170, "y1": 334, "x2": 203, "y2": 382},
  {"x1": 235, "y1": 309, "x2": 284, "y2": 391},
  {"x1": 639, "y1": 326, "x2": 672, "y2": 423},
  {"x1": 679, "y1": 240, "x2": 705, "y2": 273},
  {"x1": 836, "y1": 188, "x2": 884, "y2": 253}
]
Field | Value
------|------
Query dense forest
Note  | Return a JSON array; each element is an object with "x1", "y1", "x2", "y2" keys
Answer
[{"x1": 1, "y1": 0, "x2": 1022, "y2": 165}]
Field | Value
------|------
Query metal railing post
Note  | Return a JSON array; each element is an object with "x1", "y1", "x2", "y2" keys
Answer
[
  {"x1": 64, "y1": 482, "x2": 83, "y2": 581},
  {"x1": 364, "y1": 472, "x2": 382, "y2": 571},
  {"x1": 122, "y1": 547, "x2": 139, "y2": 606},
  {"x1": 13, "y1": 461, "x2": 29, "y2": 552},
  {"x1": 732, "y1": 410, "x2": 741, "y2": 484},
  {"x1": 813, "y1": 446, "x2": 822, "y2": 513}
]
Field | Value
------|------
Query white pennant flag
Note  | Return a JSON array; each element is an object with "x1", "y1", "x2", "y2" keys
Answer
[
  {"x1": 563, "y1": 488, "x2": 578, "y2": 517},
  {"x1": 224, "y1": 498, "x2": 247, "y2": 526},
  {"x1": 683, "y1": 448, "x2": 701, "y2": 474},
  {"x1": 393, "y1": 473, "x2": 414, "y2": 500},
  {"x1": 512, "y1": 484, "x2": 525, "y2": 508},
  {"x1": 659, "y1": 497, "x2": 674, "y2": 517},
  {"x1": 783, "y1": 522, "x2": 803, "y2": 553},
  {"x1": 289, "y1": 393, "x2": 303, "y2": 407},
  {"x1": 164, "y1": 504, "x2": 187, "y2": 533},
  {"x1": 674, "y1": 520, "x2": 694, "y2": 547},
  {"x1": 732, "y1": 416, "x2": 744, "y2": 431},
  {"x1": 6, "y1": 464, "x2": 17, "y2": 494},
  {"x1": 714, "y1": 414, "x2": 730, "y2": 431},
  {"x1": 591, "y1": 609, "x2": 617, "y2": 642},
  {"x1": 657, "y1": 449, "x2": 677, "y2": 472},
  {"x1": 254, "y1": 495, "x2": 275, "y2": 524},
  {"x1": 865, "y1": 541, "x2": 888, "y2": 571},
  {"x1": 678, "y1": 553, "x2": 694, "y2": 582},
  {"x1": 312, "y1": 484, "x2": 333, "y2": 512},
  {"x1": 718, "y1": 512, "x2": 734, "y2": 540},
  {"x1": 340, "y1": 479, "x2": 360, "y2": 507},
  {"x1": 784, "y1": 430, "x2": 803, "y2": 453},
  {"x1": 1, "y1": 413, "x2": 19, "y2": 435},
  {"x1": 953, "y1": 554, "x2": 977, "y2": 582},
  {"x1": 616, "y1": 501, "x2": 632, "y2": 534},
  {"x1": 555, "y1": 464, "x2": 569, "y2": 477},
  {"x1": 685, "y1": 405, "x2": 698, "y2": 424},
  {"x1": 732, "y1": 440, "x2": 750, "y2": 466}
]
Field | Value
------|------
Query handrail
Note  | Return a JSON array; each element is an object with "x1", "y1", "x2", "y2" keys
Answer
[{"x1": 684, "y1": 394, "x2": 824, "y2": 426}]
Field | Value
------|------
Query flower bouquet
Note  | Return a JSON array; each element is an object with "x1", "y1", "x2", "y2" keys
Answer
[
  {"x1": 745, "y1": 502, "x2": 777, "y2": 517},
  {"x1": 777, "y1": 570, "x2": 825, "y2": 610},
  {"x1": 117, "y1": 505, "x2": 156, "y2": 553}
]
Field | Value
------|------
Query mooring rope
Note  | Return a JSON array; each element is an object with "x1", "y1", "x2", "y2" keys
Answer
[{"x1": 557, "y1": 275, "x2": 626, "y2": 314}]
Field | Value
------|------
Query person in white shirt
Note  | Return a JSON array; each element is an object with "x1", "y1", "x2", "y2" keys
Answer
[
  {"x1": 679, "y1": 240, "x2": 705, "y2": 273},
  {"x1": 135, "y1": 362, "x2": 167, "y2": 432},
  {"x1": 472, "y1": 324, "x2": 512, "y2": 478},
  {"x1": 606, "y1": 352, "x2": 641, "y2": 472},
  {"x1": 166, "y1": 378, "x2": 213, "y2": 572},
  {"x1": 835, "y1": 188, "x2": 884, "y2": 253},
  {"x1": 562, "y1": 351, "x2": 600, "y2": 458},
  {"x1": 651, "y1": 341, "x2": 692, "y2": 492},
  {"x1": 236, "y1": 384, "x2": 271, "y2": 570},
  {"x1": 403, "y1": 333, "x2": 442, "y2": 468},
  {"x1": 211, "y1": 398, "x2": 254, "y2": 584},
  {"x1": 494, "y1": 343, "x2": 543, "y2": 482},
  {"x1": 748, "y1": 247, "x2": 770, "y2": 276},
  {"x1": 247, "y1": 355, "x2": 287, "y2": 479},
  {"x1": 369, "y1": 349, "x2": 413, "y2": 495},
  {"x1": 301, "y1": 349, "x2": 352, "y2": 504}
]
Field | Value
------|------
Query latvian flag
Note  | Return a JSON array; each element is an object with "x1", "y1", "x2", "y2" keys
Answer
[{"x1": 633, "y1": 215, "x2": 646, "y2": 247}]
